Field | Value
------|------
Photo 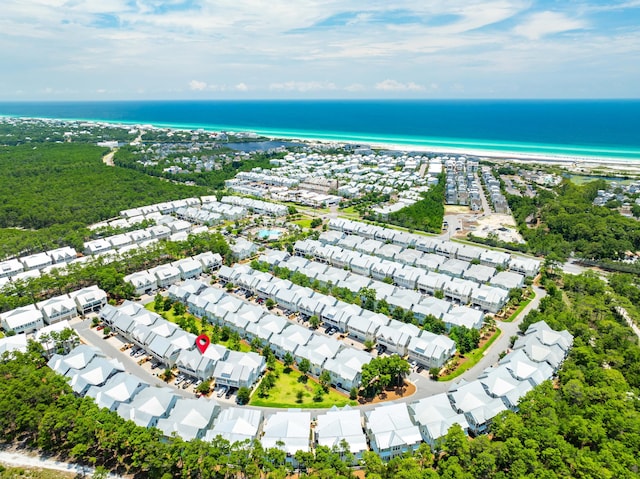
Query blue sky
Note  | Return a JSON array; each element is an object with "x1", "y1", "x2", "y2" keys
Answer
[{"x1": 1, "y1": 0, "x2": 639, "y2": 100}]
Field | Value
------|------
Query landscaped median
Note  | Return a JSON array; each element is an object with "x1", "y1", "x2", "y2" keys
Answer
[{"x1": 437, "y1": 327, "x2": 502, "y2": 382}]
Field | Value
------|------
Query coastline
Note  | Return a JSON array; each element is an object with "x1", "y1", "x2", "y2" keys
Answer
[{"x1": 2, "y1": 113, "x2": 640, "y2": 173}]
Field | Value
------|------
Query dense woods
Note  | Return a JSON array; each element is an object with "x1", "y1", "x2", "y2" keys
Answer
[
  {"x1": 1, "y1": 271, "x2": 639, "y2": 478},
  {"x1": 385, "y1": 172, "x2": 445, "y2": 233},
  {"x1": 0, "y1": 143, "x2": 207, "y2": 257},
  {"x1": 507, "y1": 179, "x2": 640, "y2": 261}
]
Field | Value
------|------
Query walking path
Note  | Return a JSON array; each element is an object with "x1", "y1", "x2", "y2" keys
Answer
[{"x1": 615, "y1": 306, "x2": 640, "y2": 341}]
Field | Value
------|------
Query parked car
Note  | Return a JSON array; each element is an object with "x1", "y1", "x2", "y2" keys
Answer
[{"x1": 175, "y1": 375, "x2": 185, "y2": 385}]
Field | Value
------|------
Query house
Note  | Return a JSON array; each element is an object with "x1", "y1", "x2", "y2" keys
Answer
[
  {"x1": 261, "y1": 410, "x2": 311, "y2": 456},
  {"x1": 204, "y1": 407, "x2": 263, "y2": 444},
  {"x1": 392, "y1": 266, "x2": 422, "y2": 289},
  {"x1": 370, "y1": 260, "x2": 398, "y2": 282},
  {"x1": 315, "y1": 407, "x2": 368, "y2": 461},
  {"x1": 499, "y1": 349, "x2": 555, "y2": 386},
  {"x1": 350, "y1": 255, "x2": 375, "y2": 277},
  {"x1": 86, "y1": 372, "x2": 148, "y2": 411},
  {"x1": 270, "y1": 324, "x2": 314, "y2": 359},
  {"x1": 48, "y1": 345, "x2": 103, "y2": 376},
  {"x1": 443, "y1": 306, "x2": 484, "y2": 330},
  {"x1": 340, "y1": 274, "x2": 372, "y2": 294},
  {"x1": 443, "y1": 278, "x2": 477, "y2": 304},
  {"x1": 37, "y1": 295, "x2": 78, "y2": 325},
  {"x1": 66, "y1": 356, "x2": 125, "y2": 396},
  {"x1": 439, "y1": 258, "x2": 469, "y2": 278},
  {"x1": 0, "y1": 304, "x2": 45, "y2": 334},
  {"x1": 245, "y1": 314, "x2": 288, "y2": 344},
  {"x1": 463, "y1": 264, "x2": 496, "y2": 284},
  {"x1": 168, "y1": 279, "x2": 206, "y2": 303},
  {"x1": 69, "y1": 285, "x2": 108, "y2": 315},
  {"x1": 0, "y1": 259, "x2": 23, "y2": 279},
  {"x1": 470, "y1": 285, "x2": 509, "y2": 313},
  {"x1": 193, "y1": 252, "x2": 223, "y2": 271},
  {"x1": 520, "y1": 320, "x2": 573, "y2": 354},
  {"x1": 84, "y1": 238, "x2": 112, "y2": 256},
  {"x1": 417, "y1": 272, "x2": 448, "y2": 295},
  {"x1": 0, "y1": 334, "x2": 28, "y2": 357},
  {"x1": 509, "y1": 256, "x2": 542, "y2": 278},
  {"x1": 230, "y1": 238, "x2": 257, "y2": 260},
  {"x1": 455, "y1": 244, "x2": 484, "y2": 263},
  {"x1": 117, "y1": 386, "x2": 178, "y2": 428},
  {"x1": 413, "y1": 296, "x2": 451, "y2": 322},
  {"x1": 345, "y1": 311, "x2": 387, "y2": 342},
  {"x1": 448, "y1": 379, "x2": 508, "y2": 435},
  {"x1": 385, "y1": 288, "x2": 422, "y2": 313},
  {"x1": 409, "y1": 393, "x2": 470, "y2": 447},
  {"x1": 512, "y1": 335, "x2": 566, "y2": 370},
  {"x1": 365, "y1": 403, "x2": 422, "y2": 460},
  {"x1": 477, "y1": 365, "x2": 533, "y2": 411},
  {"x1": 323, "y1": 348, "x2": 372, "y2": 390},
  {"x1": 376, "y1": 320, "x2": 420, "y2": 356},
  {"x1": 479, "y1": 250, "x2": 510, "y2": 269},
  {"x1": 407, "y1": 331, "x2": 456, "y2": 369},
  {"x1": 212, "y1": 350, "x2": 266, "y2": 389},
  {"x1": 46, "y1": 246, "x2": 77, "y2": 264},
  {"x1": 156, "y1": 397, "x2": 220, "y2": 441},
  {"x1": 173, "y1": 258, "x2": 204, "y2": 280},
  {"x1": 124, "y1": 271, "x2": 158, "y2": 296},
  {"x1": 490, "y1": 271, "x2": 525, "y2": 291},
  {"x1": 33, "y1": 320, "x2": 75, "y2": 355},
  {"x1": 415, "y1": 253, "x2": 445, "y2": 272},
  {"x1": 294, "y1": 334, "x2": 343, "y2": 377},
  {"x1": 146, "y1": 334, "x2": 182, "y2": 367},
  {"x1": 150, "y1": 264, "x2": 182, "y2": 288},
  {"x1": 395, "y1": 249, "x2": 423, "y2": 267},
  {"x1": 20, "y1": 252, "x2": 53, "y2": 271},
  {"x1": 176, "y1": 347, "x2": 218, "y2": 380}
]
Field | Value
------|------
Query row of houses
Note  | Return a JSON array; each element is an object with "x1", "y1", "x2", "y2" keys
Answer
[
  {"x1": 294, "y1": 238, "x2": 511, "y2": 313},
  {"x1": 327, "y1": 218, "x2": 541, "y2": 277},
  {"x1": 220, "y1": 196, "x2": 289, "y2": 217},
  {"x1": 46, "y1": 320, "x2": 572, "y2": 460},
  {"x1": 0, "y1": 246, "x2": 78, "y2": 282},
  {"x1": 481, "y1": 167, "x2": 510, "y2": 214},
  {"x1": 0, "y1": 286, "x2": 107, "y2": 334},
  {"x1": 124, "y1": 252, "x2": 223, "y2": 296},
  {"x1": 251, "y1": 252, "x2": 486, "y2": 331},
  {"x1": 100, "y1": 299, "x2": 266, "y2": 390},
  {"x1": 220, "y1": 262, "x2": 458, "y2": 373}
]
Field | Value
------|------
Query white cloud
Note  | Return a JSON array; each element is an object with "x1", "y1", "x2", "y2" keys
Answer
[
  {"x1": 189, "y1": 80, "x2": 207, "y2": 91},
  {"x1": 513, "y1": 11, "x2": 586, "y2": 40},
  {"x1": 269, "y1": 81, "x2": 337, "y2": 92},
  {"x1": 235, "y1": 82, "x2": 249, "y2": 91},
  {"x1": 375, "y1": 79, "x2": 424, "y2": 91}
]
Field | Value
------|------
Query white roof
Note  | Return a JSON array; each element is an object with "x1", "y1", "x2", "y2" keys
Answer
[
  {"x1": 205, "y1": 407, "x2": 263, "y2": 444},
  {"x1": 117, "y1": 386, "x2": 178, "y2": 427},
  {"x1": 315, "y1": 407, "x2": 367, "y2": 454},
  {"x1": 262, "y1": 410, "x2": 311, "y2": 454},
  {"x1": 0, "y1": 334, "x2": 28, "y2": 356},
  {"x1": 86, "y1": 372, "x2": 147, "y2": 410},
  {"x1": 409, "y1": 393, "x2": 469, "y2": 442},
  {"x1": 156, "y1": 398, "x2": 220, "y2": 441},
  {"x1": 365, "y1": 403, "x2": 422, "y2": 450}
]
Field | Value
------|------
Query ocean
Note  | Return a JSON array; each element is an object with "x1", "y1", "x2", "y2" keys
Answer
[{"x1": 0, "y1": 100, "x2": 639, "y2": 160}]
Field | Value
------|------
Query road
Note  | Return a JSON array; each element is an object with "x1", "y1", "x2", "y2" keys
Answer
[
  {"x1": 0, "y1": 449, "x2": 125, "y2": 478},
  {"x1": 73, "y1": 318, "x2": 192, "y2": 398},
  {"x1": 72, "y1": 283, "x2": 547, "y2": 417},
  {"x1": 102, "y1": 149, "x2": 116, "y2": 166}
]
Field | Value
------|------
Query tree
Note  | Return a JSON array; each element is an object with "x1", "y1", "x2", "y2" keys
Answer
[
  {"x1": 319, "y1": 370, "x2": 332, "y2": 392},
  {"x1": 196, "y1": 379, "x2": 211, "y2": 395},
  {"x1": 265, "y1": 298, "x2": 276, "y2": 309},
  {"x1": 308, "y1": 315, "x2": 320, "y2": 329},
  {"x1": 364, "y1": 339, "x2": 375, "y2": 351},
  {"x1": 350, "y1": 387, "x2": 358, "y2": 400},
  {"x1": 283, "y1": 352, "x2": 294, "y2": 370},
  {"x1": 236, "y1": 386, "x2": 251, "y2": 405},
  {"x1": 160, "y1": 368, "x2": 174, "y2": 382},
  {"x1": 298, "y1": 358, "x2": 311, "y2": 376},
  {"x1": 296, "y1": 390, "x2": 304, "y2": 403},
  {"x1": 429, "y1": 367, "x2": 440, "y2": 380}
]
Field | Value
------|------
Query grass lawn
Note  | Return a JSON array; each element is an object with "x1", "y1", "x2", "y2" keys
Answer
[
  {"x1": 249, "y1": 362, "x2": 356, "y2": 409},
  {"x1": 502, "y1": 294, "x2": 535, "y2": 323},
  {"x1": 291, "y1": 218, "x2": 313, "y2": 229},
  {"x1": 439, "y1": 328, "x2": 502, "y2": 382}
]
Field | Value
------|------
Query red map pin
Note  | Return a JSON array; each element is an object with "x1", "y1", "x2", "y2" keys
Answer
[{"x1": 195, "y1": 334, "x2": 210, "y2": 354}]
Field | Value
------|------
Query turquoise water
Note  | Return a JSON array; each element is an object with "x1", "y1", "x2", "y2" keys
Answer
[
  {"x1": 1, "y1": 100, "x2": 639, "y2": 160},
  {"x1": 258, "y1": 230, "x2": 283, "y2": 240}
]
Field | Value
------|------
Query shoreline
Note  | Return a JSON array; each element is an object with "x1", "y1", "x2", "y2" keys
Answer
[{"x1": 2, "y1": 113, "x2": 640, "y2": 172}]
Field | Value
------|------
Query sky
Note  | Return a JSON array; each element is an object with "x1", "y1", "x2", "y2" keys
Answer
[{"x1": 1, "y1": 0, "x2": 640, "y2": 100}]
